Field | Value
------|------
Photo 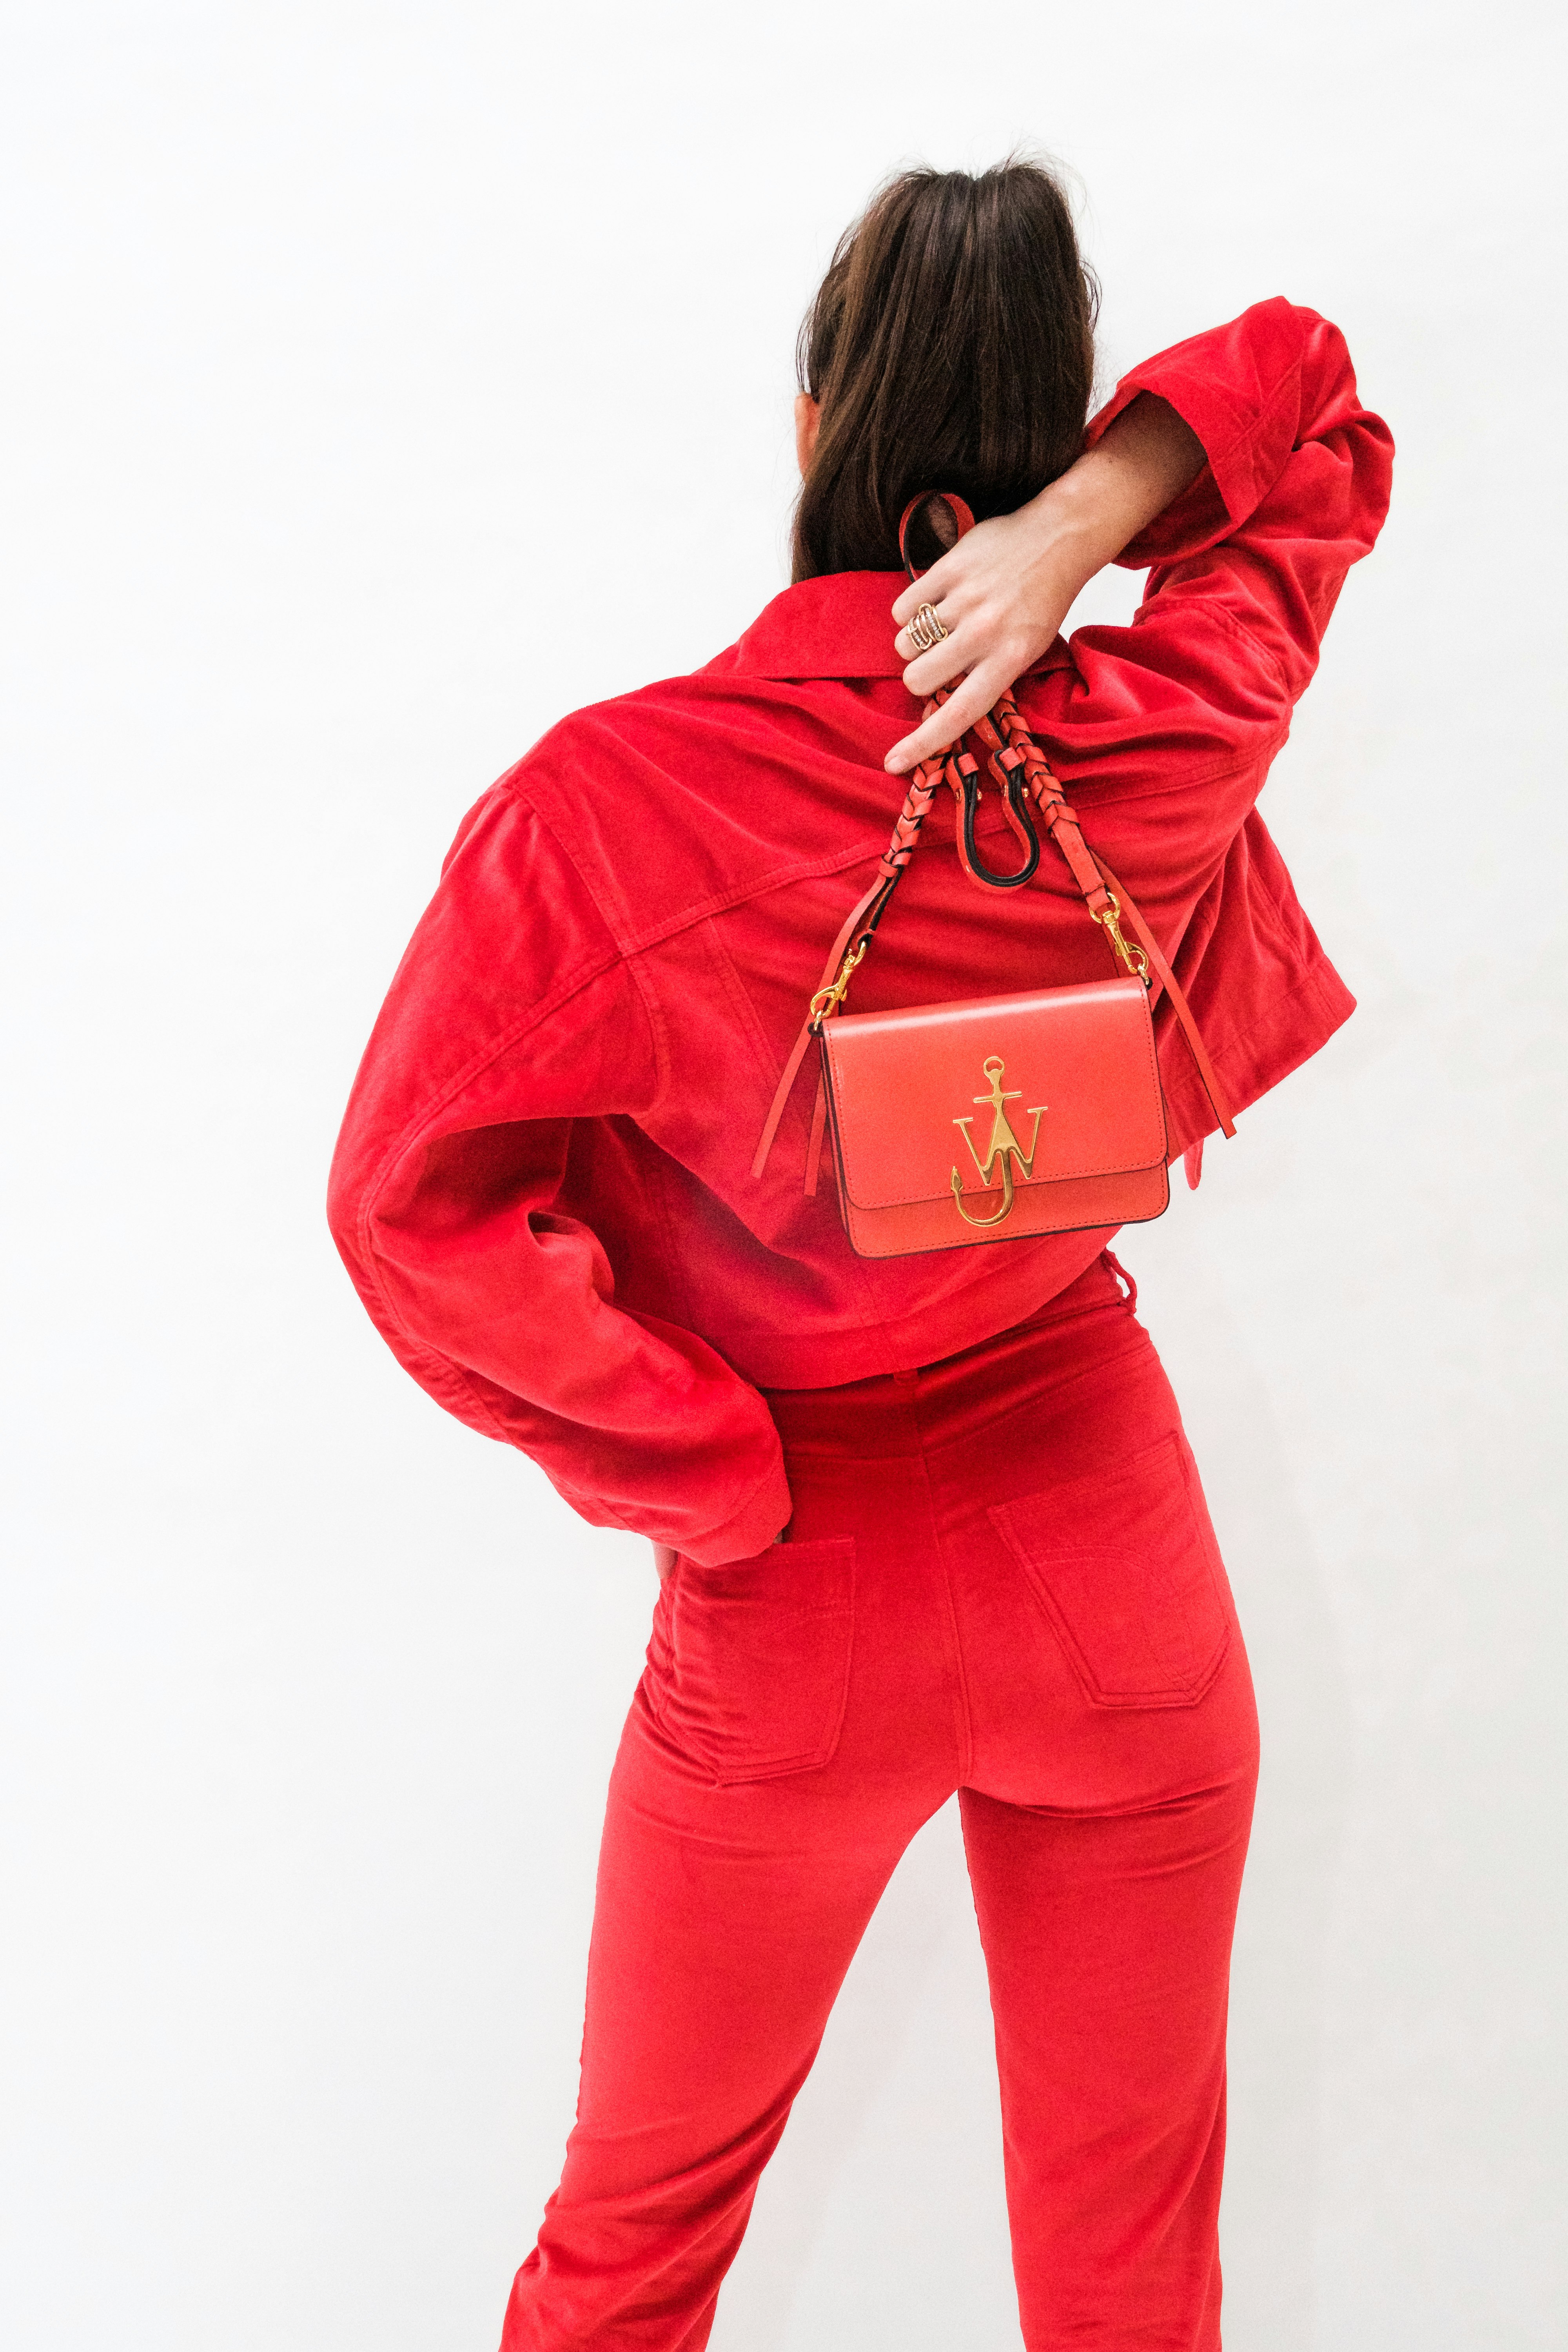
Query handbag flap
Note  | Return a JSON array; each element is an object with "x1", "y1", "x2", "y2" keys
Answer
[{"x1": 822, "y1": 978, "x2": 1167, "y2": 1213}]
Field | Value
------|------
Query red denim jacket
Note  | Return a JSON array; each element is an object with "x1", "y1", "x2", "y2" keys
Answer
[{"x1": 328, "y1": 298, "x2": 1392, "y2": 1565}]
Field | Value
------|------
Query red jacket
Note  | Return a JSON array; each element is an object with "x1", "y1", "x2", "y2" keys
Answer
[{"x1": 328, "y1": 298, "x2": 1392, "y2": 1566}]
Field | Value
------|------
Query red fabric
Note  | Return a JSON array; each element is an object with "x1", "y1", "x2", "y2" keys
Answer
[
  {"x1": 327, "y1": 298, "x2": 1392, "y2": 1566},
  {"x1": 498, "y1": 1259, "x2": 1260, "y2": 2351}
]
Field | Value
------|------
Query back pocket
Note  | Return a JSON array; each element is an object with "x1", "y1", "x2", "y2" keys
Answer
[
  {"x1": 646, "y1": 1536, "x2": 856, "y2": 1784},
  {"x1": 989, "y1": 1433, "x2": 1231, "y2": 1709}
]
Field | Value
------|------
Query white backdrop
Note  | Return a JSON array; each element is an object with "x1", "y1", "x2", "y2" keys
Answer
[{"x1": 4, "y1": 4, "x2": 1563, "y2": 2347}]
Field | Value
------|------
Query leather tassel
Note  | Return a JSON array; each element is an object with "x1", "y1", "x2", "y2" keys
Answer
[{"x1": 804, "y1": 1067, "x2": 829, "y2": 1197}]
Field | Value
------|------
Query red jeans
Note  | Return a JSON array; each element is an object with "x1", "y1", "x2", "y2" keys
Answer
[{"x1": 500, "y1": 1255, "x2": 1259, "y2": 2350}]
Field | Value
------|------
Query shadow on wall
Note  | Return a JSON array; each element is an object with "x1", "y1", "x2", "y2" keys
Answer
[{"x1": 708, "y1": 1242, "x2": 1354, "y2": 2352}]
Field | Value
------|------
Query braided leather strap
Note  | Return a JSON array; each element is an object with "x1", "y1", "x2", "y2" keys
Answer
[
  {"x1": 748, "y1": 764, "x2": 941, "y2": 1183},
  {"x1": 752, "y1": 654, "x2": 1236, "y2": 1189},
  {"x1": 878, "y1": 762, "x2": 942, "y2": 880},
  {"x1": 991, "y1": 691, "x2": 1236, "y2": 1143}
]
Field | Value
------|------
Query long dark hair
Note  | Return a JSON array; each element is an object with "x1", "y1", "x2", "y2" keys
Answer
[{"x1": 793, "y1": 160, "x2": 1098, "y2": 582}]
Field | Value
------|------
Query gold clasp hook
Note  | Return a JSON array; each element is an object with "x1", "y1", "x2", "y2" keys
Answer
[
  {"x1": 1092, "y1": 892, "x2": 1149, "y2": 985},
  {"x1": 809, "y1": 937, "x2": 868, "y2": 1030}
]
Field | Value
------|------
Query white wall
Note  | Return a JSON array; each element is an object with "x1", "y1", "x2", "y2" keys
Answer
[{"x1": 3, "y1": 4, "x2": 1563, "y2": 2347}]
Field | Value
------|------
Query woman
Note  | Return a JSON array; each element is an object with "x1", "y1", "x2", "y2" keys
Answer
[{"x1": 328, "y1": 162, "x2": 1391, "y2": 2349}]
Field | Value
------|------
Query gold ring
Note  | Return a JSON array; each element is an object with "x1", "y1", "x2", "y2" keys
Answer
[{"x1": 906, "y1": 601, "x2": 949, "y2": 653}]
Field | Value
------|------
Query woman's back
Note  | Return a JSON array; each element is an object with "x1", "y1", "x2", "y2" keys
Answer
[{"x1": 327, "y1": 295, "x2": 1389, "y2": 1561}]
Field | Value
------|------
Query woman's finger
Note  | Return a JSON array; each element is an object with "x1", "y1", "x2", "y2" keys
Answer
[
  {"x1": 892, "y1": 613, "x2": 970, "y2": 693},
  {"x1": 889, "y1": 544, "x2": 967, "y2": 628},
  {"x1": 884, "y1": 655, "x2": 1016, "y2": 773}
]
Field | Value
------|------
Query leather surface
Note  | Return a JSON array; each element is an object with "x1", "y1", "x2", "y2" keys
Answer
[
  {"x1": 824, "y1": 978, "x2": 1167, "y2": 1210},
  {"x1": 898, "y1": 490, "x2": 976, "y2": 575},
  {"x1": 834, "y1": 1159, "x2": 1170, "y2": 1261},
  {"x1": 821, "y1": 975, "x2": 1170, "y2": 1259},
  {"x1": 753, "y1": 666, "x2": 1233, "y2": 1198}
]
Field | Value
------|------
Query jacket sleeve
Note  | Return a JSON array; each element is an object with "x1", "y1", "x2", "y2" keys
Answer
[
  {"x1": 1070, "y1": 297, "x2": 1394, "y2": 754},
  {"x1": 326, "y1": 780, "x2": 792, "y2": 1568}
]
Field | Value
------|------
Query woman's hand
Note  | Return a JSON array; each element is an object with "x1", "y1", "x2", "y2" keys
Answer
[
  {"x1": 887, "y1": 501, "x2": 1100, "y2": 773},
  {"x1": 886, "y1": 394, "x2": 1206, "y2": 774}
]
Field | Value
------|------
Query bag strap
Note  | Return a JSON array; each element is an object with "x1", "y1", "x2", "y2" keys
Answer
[
  {"x1": 751, "y1": 498, "x2": 1237, "y2": 1187},
  {"x1": 749, "y1": 762, "x2": 943, "y2": 1181},
  {"x1": 987, "y1": 691, "x2": 1236, "y2": 1145}
]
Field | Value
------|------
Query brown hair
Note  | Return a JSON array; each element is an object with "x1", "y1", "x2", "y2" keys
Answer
[{"x1": 793, "y1": 160, "x2": 1098, "y2": 582}]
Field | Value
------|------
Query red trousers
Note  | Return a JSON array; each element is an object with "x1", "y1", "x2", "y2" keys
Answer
[{"x1": 499, "y1": 1256, "x2": 1259, "y2": 2350}]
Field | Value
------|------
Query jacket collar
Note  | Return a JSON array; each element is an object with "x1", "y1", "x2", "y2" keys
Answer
[{"x1": 710, "y1": 571, "x2": 1074, "y2": 682}]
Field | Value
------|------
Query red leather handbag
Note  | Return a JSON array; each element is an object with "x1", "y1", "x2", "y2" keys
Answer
[{"x1": 752, "y1": 494, "x2": 1235, "y2": 1261}]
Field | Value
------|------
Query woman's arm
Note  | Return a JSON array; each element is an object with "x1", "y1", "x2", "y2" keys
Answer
[
  {"x1": 885, "y1": 301, "x2": 1392, "y2": 775},
  {"x1": 327, "y1": 782, "x2": 792, "y2": 1570},
  {"x1": 887, "y1": 396, "x2": 1205, "y2": 771}
]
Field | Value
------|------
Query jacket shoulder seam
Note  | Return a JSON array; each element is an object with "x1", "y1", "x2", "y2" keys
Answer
[
  {"x1": 494, "y1": 728, "x2": 1288, "y2": 975},
  {"x1": 503, "y1": 780, "x2": 674, "y2": 1114},
  {"x1": 497, "y1": 759, "x2": 911, "y2": 952}
]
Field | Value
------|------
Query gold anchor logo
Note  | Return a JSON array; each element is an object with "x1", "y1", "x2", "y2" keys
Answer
[{"x1": 951, "y1": 1056, "x2": 1047, "y2": 1228}]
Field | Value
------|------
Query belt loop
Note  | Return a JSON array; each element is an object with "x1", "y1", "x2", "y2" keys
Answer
[{"x1": 1102, "y1": 1247, "x2": 1138, "y2": 1314}]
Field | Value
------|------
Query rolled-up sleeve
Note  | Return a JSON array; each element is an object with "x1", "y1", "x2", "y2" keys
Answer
[{"x1": 1079, "y1": 298, "x2": 1394, "y2": 730}]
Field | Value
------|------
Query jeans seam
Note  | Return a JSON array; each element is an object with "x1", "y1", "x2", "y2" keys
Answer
[{"x1": 908, "y1": 1405, "x2": 974, "y2": 1786}]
